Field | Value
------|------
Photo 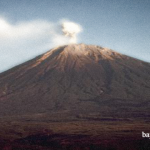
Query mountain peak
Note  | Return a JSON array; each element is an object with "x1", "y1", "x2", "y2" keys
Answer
[
  {"x1": 19, "y1": 43, "x2": 145, "y2": 75},
  {"x1": 39, "y1": 43, "x2": 121, "y2": 63},
  {"x1": 31, "y1": 44, "x2": 116, "y2": 70},
  {"x1": 0, "y1": 43, "x2": 150, "y2": 116}
]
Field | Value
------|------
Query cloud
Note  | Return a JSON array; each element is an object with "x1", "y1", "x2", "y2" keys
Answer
[
  {"x1": 0, "y1": 18, "x2": 51, "y2": 39},
  {"x1": 0, "y1": 17, "x2": 83, "y2": 72},
  {"x1": 61, "y1": 21, "x2": 82, "y2": 43}
]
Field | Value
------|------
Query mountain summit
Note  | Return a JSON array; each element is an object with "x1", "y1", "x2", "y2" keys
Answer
[{"x1": 0, "y1": 44, "x2": 150, "y2": 118}]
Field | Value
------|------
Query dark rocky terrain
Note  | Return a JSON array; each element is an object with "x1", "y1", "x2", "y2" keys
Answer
[{"x1": 0, "y1": 43, "x2": 150, "y2": 149}]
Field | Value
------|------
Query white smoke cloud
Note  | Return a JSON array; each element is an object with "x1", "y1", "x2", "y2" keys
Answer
[
  {"x1": 0, "y1": 17, "x2": 83, "y2": 72},
  {"x1": 61, "y1": 21, "x2": 82, "y2": 43}
]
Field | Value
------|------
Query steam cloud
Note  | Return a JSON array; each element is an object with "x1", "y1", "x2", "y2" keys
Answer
[
  {"x1": 52, "y1": 20, "x2": 82, "y2": 46},
  {"x1": 61, "y1": 21, "x2": 82, "y2": 43},
  {"x1": 0, "y1": 17, "x2": 82, "y2": 46},
  {"x1": 0, "y1": 17, "x2": 83, "y2": 72}
]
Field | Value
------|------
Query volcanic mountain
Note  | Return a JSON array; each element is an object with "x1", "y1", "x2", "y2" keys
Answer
[
  {"x1": 0, "y1": 43, "x2": 150, "y2": 120},
  {"x1": 0, "y1": 44, "x2": 150, "y2": 149}
]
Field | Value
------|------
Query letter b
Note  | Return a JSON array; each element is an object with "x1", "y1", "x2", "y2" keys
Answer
[{"x1": 142, "y1": 131, "x2": 146, "y2": 137}]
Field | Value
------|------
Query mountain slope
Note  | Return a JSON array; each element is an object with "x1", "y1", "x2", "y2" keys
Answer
[{"x1": 0, "y1": 44, "x2": 150, "y2": 119}]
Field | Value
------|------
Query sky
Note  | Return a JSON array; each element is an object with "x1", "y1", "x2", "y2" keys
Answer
[{"x1": 0, "y1": 0, "x2": 150, "y2": 72}]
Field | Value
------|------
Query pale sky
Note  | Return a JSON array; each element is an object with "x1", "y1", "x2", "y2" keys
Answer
[{"x1": 0, "y1": 0, "x2": 150, "y2": 72}]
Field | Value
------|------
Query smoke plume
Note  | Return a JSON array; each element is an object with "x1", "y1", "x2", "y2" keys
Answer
[
  {"x1": 0, "y1": 17, "x2": 83, "y2": 72},
  {"x1": 61, "y1": 21, "x2": 82, "y2": 44}
]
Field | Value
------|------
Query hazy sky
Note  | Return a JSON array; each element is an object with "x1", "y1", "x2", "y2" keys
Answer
[{"x1": 0, "y1": 0, "x2": 150, "y2": 72}]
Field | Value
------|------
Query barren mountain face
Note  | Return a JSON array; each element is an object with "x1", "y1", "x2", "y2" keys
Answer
[{"x1": 0, "y1": 44, "x2": 150, "y2": 119}]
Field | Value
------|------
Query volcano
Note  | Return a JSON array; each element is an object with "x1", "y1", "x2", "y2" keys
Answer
[
  {"x1": 0, "y1": 43, "x2": 150, "y2": 117},
  {"x1": 0, "y1": 44, "x2": 150, "y2": 149}
]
